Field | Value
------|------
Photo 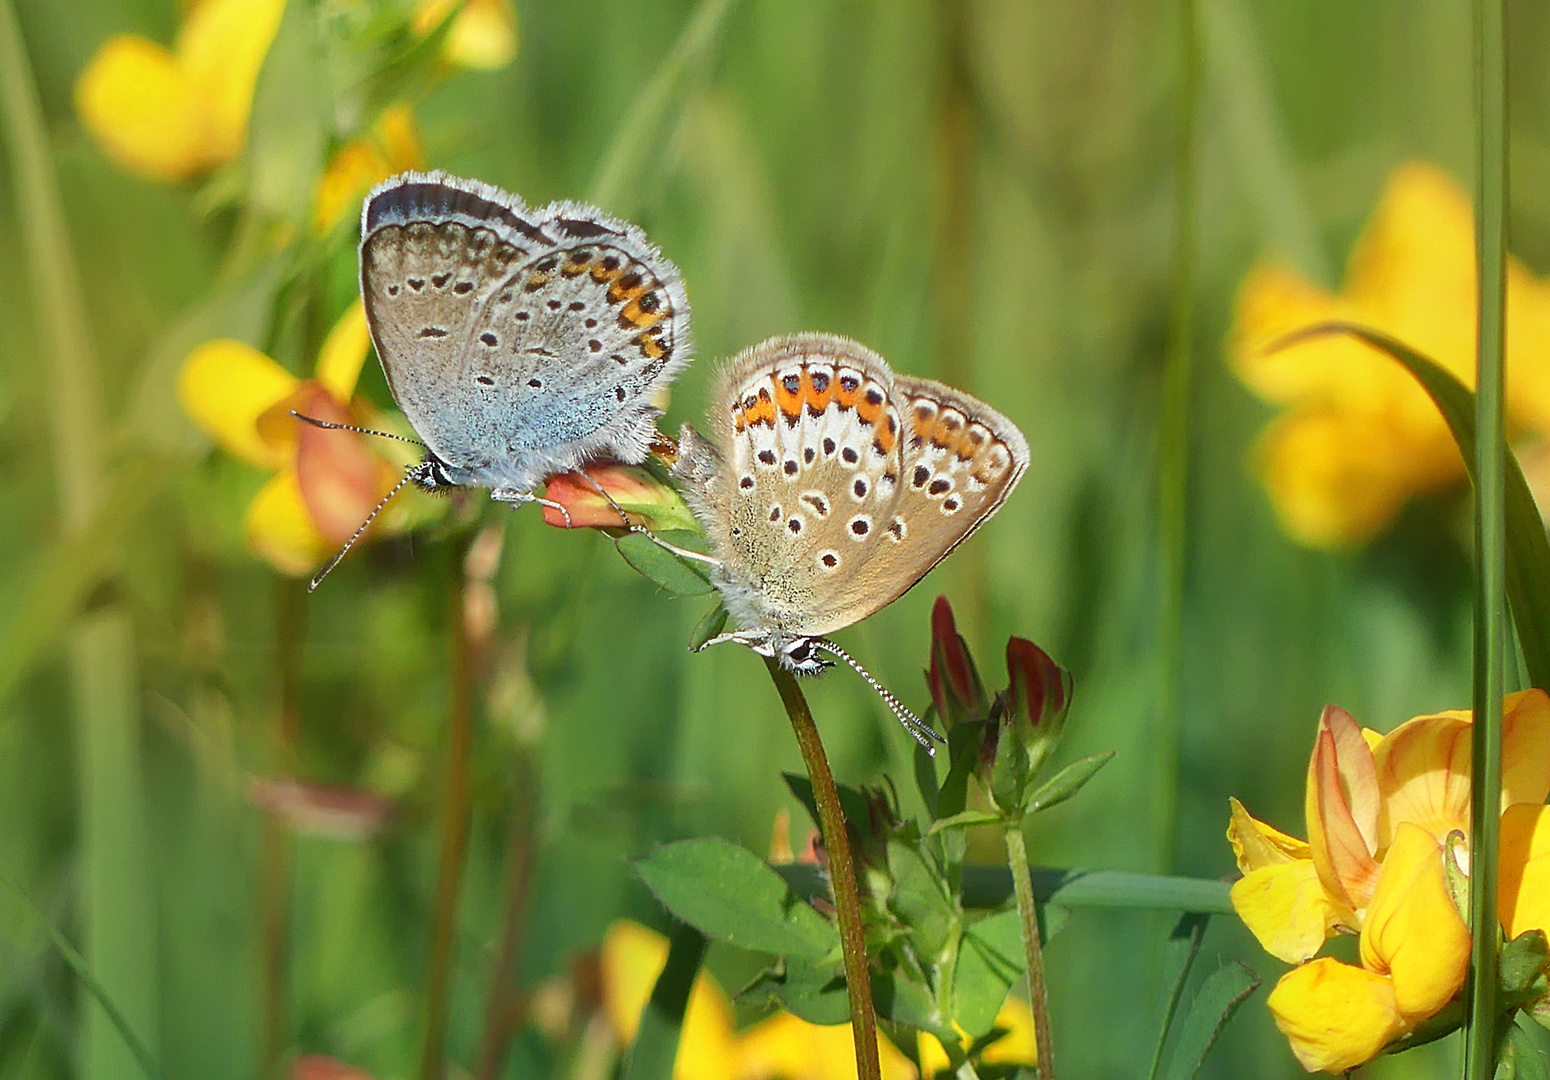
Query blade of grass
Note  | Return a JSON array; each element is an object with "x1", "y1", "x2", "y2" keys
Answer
[
  {"x1": 1468, "y1": 0, "x2": 1508, "y2": 1075},
  {"x1": 622, "y1": 923, "x2": 709, "y2": 1080},
  {"x1": 1147, "y1": 912, "x2": 1210, "y2": 1080},
  {"x1": 1267, "y1": 323, "x2": 1550, "y2": 693},
  {"x1": 0, "y1": 874, "x2": 163, "y2": 1080},
  {"x1": 0, "y1": 453, "x2": 166, "y2": 709},
  {"x1": 775, "y1": 864, "x2": 1235, "y2": 914},
  {"x1": 0, "y1": 2, "x2": 160, "y2": 1074},
  {"x1": 1154, "y1": 0, "x2": 1199, "y2": 877},
  {"x1": 587, "y1": 0, "x2": 737, "y2": 214}
]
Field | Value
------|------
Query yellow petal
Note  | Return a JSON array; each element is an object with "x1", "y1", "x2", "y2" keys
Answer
[
  {"x1": 1255, "y1": 406, "x2": 1459, "y2": 550},
  {"x1": 1502, "y1": 689, "x2": 1550, "y2": 808},
  {"x1": 1227, "y1": 262, "x2": 1366, "y2": 404},
  {"x1": 1359, "y1": 822, "x2": 1468, "y2": 1021},
  {"x1": 244, "y1": 468, "x2": 329, "y2": 577},
  {"x1": 414, "y1": 0, "x2": 518, "y2": 70},
  {"x1": 179, "y1": 339, "x2": 297, "y2": 468},
  {"x1": 735, "y1": 1013, "x2": 916, "y2": 1080},
  {"x1": 1227, "y1": 797, "x2": 1312, "y2": 874},
  {"x1": 1267, "y1": 958, "x2": 1405, "y2": 1074},
  {"x1": 178, "y1": 0, "x2": 287, "y2": 165},
  {"x1": 315, "y1": 302, "x2": 371, "y2": 403},
  {"x1": 1306, "y1": 706, "x2": 1380, "y2": 910},
  {"x1": 599, "y1": 921, "x2": 737, "y2": 1080},
  {"x1": 1231, "y1": 861, "x2": 1352, "y2": 964},
  {"x1": 1499, "y1": 803, "x2": 1550, "y2": 941},
  {"x1": 311, "y1": 105, "x2": 424, "y2": 234},
  {"x1": 980, "y1": 997, "x2": 1039, "y2": 1067},
  {"x1": 1343, "y1": 163, "x2": 1479, "y2": 389},
  {"x1": 75, "y1": 36, "x2": 209, "y2": 181},
  {"x1": 1373, "y1": 710, "x2": 1472, "y2": 847}
]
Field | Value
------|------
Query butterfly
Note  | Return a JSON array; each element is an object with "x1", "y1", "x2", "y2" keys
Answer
[
  {"x1": 302, "y1": 170, "x2": 690, "y2": 587},
  {"x1": 671, "y1": 333, "x2": 1029, "y2": 749}
]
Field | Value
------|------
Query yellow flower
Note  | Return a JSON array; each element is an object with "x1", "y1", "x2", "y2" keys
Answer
[
  {"x1": 412, "y1": 0, "x2": 519, "y2": 70},
  {"x1": 1228, "y1": 690, "x2": 1550, "y2": 1072},
  {"x1": 1228, "y1": 162, "x2": 1550, "y2": 548},
  {"x1": 312, "y1": 104, "x2": 425, "y2": 234},
  {"x1": 178, "y1": 302, "x2": 411, "y2": 576},
  {"x1": 76, "y1": 0, "x2": 286, "y2": 182},
  {"x1": 916, "y1": 997, "x2": 1039, "y2": 1076},
  {"x1": 598, "y1": 919, "x2": 917, "y2": 1080}
]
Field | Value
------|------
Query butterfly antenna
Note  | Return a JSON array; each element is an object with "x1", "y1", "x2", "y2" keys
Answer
[
  {"x1": 291, "y1": 411, "x2": 426, "y2": 448},
  {"x1": 812, "y1": 638, "x2": 944, "y2": 752},
  {"x1": 308, "y1": 471, "x2": 415, "y2": 592}
]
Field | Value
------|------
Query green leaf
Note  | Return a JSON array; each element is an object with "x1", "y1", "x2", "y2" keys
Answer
[
  {"x1": 1022, "y1": 751, "x2": 1116, "y2": 815},
  {"x1": 783, "y1": 773, "x2": 873, "y2": 836},
  {"x1": 623, "y1": 922, "x2": 707, "y2": 1080},
  {"x1": 886, "y1": 839, "x2": 957, "y2": 961},
  {"x1": 926, "y1": 810, "x2": 1002, "y2": 835},
  {"x1": 914, "y1": 733, "x2": 941, "y2": 816},
  {"x1": 633, "y1": 838, "x2": 838, "y2": 959},
  {"x1": 1285, "y1": 323, "x2": 1550, "y2": 691},
  {"x1": 688, "y1": 603, "x2": 728, "y2": 650},
  {"x1": 1506, "y1": 1015, "x2": 1550, "y2": 1080},
  {"x1": 935, "y1": 727, "x2": 984, "y2": 819},
  {"x1": 739, "y1": 956, "x2": 850, "y2": 1026},
  {"x1": 615, "y1": 531, "x2": 715, "y2": 597},
  {"x1": 1501, "y1": 929, "x2": 1550, "y2": 1008},
  {"x1": 1162, "y1": 961, "x2": 1259, "y2": 1080},
  {"x1": 1148, "y1": 912, "x2": 1211, "y2": 1080},
  {"x1": 247, "y1": 0, "x2": 328, "y2": 225},
  {"x1": 873, "y1": 968, "x2": 950, "y2": 1041},
  {"x1": 953, "y1": 909, "x2": 1026, "y2": 1038}
]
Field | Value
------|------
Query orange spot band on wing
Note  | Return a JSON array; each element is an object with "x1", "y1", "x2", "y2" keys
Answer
[
  {"x1": 855, "y1": 389, "x2": 885, "y2": 429},
  {"x1": 774, "y1": 375, "x2": 803, "y2": 423},
  {"x1": 800, "y1": 369, "x2": 834, "y2": 415}
]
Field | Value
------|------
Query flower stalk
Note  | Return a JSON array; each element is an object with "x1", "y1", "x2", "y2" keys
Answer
[
  {"x1": 763, "y1": 659, "x2": 883, "y2": 1080},
  {"x1": 1004, "y1": 817, "x2": 1054, "y2": 1080},
  {"x1": 419, "y1": 534, "x2": 485, "y2": 1080},
  {"x1": 1467, "y1": 0, "x2": 1509, "y2": 1074}
]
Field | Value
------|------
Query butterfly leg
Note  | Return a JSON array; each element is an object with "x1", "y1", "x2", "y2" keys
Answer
[
  {"x1": 624, "y1": 526, "x2": 722, "y2": 568},
  {"x1": 491, "y1": 487, "x2": 573, "y2": 527}
]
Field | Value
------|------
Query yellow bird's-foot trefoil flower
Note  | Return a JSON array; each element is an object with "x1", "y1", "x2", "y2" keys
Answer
[
  {"x1": 1228, "y1": 689, "x2": 1550, "y2": 1072},
  {"x1": 178, "y1": 302, "x2": 424, "y2": 577},
  {"x1": 76, "y1": 0, "x2": 286, "y2": 182},
  {"x1": 312, "y1": 104, "x2": 425, "y2": 234},
  {"x1": 598, "y1": 920, "x2": 918, "y2": 1080},
  {"x1": 1228, "y1": 162, "x2": 1550, "y2": 548}
]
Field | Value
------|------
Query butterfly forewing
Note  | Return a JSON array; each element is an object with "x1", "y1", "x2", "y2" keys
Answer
[{"x1": 360, "y1": 172, "x2": 689, "y2": 495}]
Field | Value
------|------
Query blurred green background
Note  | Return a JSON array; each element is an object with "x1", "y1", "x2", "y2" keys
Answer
[{"x1": 5, "y1": 0, "x2": 1548, "y2": 1076}]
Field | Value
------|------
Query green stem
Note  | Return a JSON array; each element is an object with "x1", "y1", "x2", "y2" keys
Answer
[
  {"x1": 1467, "y1": 0, "x2": 1508, "y2": 1076},
  {"x1": 0, "y1": 3, "x2": 159, "y2": 1074},
  {"x1": 420, "y1": 552, "x2": 479, "y2": 1080},
  {"x1": 259, "y1": 582, "x2": 304, "y2": 1080},
  {"x1": 1154, "y1": 0, "x2": 1199, "y2": 877},
  {"x1": 1004, "y1": 819, "x2": 1053, "y2": 1080},
  {"x1": 474, "y1": 750, "x2": 539, "y2": 1080},
  {"x1": 764, "y1": 660, "x2": 882, "y2": 1080}
]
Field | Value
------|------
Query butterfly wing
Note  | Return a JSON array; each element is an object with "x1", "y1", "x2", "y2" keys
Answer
[
  {"x1": 361, "y1": 172, "x2": 690, "y2": 494},
  {"x1": 679, "y1": 334, "x2": 1026, "y2": 640}
]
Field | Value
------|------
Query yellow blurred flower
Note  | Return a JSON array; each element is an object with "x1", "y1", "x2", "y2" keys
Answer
[
  {"x1": 412, "y1": 0, "x2": 518, "y2": 70},
  {"x1": 312, "y1": 104, "x2": 425, "y2": 233},
  {"x1": 1228, "y1": 161, "x2": 1550, "y2": 548},
  {"x1": 916, "y1": 997, "x2": 1039, "y2": 1076},
  {"x1": 599, "y1": 920, "x2": 918, "y2": 1080},
  {"x1": 1228, "y1": 690, "x2": 1550, "y2": 1072},
  {"x1": 178, "y1": 302, "x2": 409, "y2": 576},
  {"x1": 76, "y1": 0, "x2": 285, "y2": 182}
]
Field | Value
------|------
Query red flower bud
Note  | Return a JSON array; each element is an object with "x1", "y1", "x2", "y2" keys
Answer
[
  {"x1": 541, "y1": 463, "x2": 698, "y2": 532},
  {"x1": 1005, "y1": 637, "x2": 1071, "y2": 731},
  {"x1": 928, "y1": 595, "x2": 983, "y2": 722}
]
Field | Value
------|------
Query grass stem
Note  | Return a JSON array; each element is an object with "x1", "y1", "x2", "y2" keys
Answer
[
  {"x1": 474, "y1": 751, "x2": 539, "y2": 1080},
  {"x1": 1466, "y1": 0, "x2": 1508, "y2": 1076},
  {"x1": 764, "y1": 660, "x2": 882, "y2": 1080},
  {"x1": 419, "y1": 544, "x2": 481, "y2": 1080},
  {"x1": 1004, "y1": 819, "x2": 1054, "y2": 1080},
  {"x1": 1154, "y1": 0, "x2": 1199, "y2": 877}
]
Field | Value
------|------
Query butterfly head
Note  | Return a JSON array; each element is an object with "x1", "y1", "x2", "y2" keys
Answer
[{"x1": 408, "y1": 453, "x2": 458, "y2": 494}]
